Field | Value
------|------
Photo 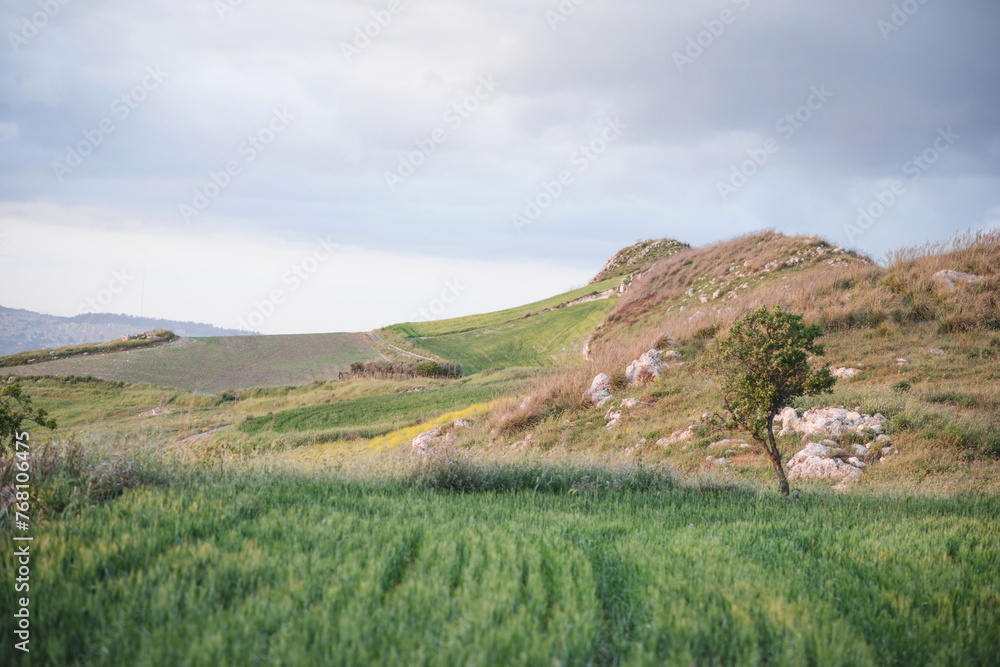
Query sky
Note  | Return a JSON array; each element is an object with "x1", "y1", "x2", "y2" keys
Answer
[{"x1": 1, "y1": 0, "x2": 998, "y2": 334}]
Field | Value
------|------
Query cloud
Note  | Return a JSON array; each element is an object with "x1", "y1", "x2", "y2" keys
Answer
[
  {"x1": 0, "y1": 0, "x2": 998, "y2": 328},
  {"x1": 0, "y1": 202, "x2": 593, "y2": 333}
]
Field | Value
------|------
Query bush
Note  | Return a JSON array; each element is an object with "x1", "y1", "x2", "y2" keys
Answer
[
  {"x1": 0, "y1": 441, "x2": 165, "y2": 526},
  {"x1": 407, "y1": 452, "x2": 675, "y2": 494}
]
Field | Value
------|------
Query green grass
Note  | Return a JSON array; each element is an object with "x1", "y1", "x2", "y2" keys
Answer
[
  {"x1": 2, "y1": 467, "x2": 997, "y2": 665},
  {"x1": 385, "y1": 299, "x2": 616, "y2": 374},
  {"x1": 390, "y1": 277, "x2": 622, "y2": 338},
  {"x1": 7, "y1": 333, "x2": 382, "y2": 392},
  {"x1": 238, "y1": 371, "x2": 534, "y2": 441}
]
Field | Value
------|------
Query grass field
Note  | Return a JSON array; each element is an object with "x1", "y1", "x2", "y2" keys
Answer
[
  {"x1": 5, "y1": 333, "x2": 381, "y2": 392},
  {"x1": 2, "y1": 466, "x2": 997, "y2": 665},
  {"x1": 2, "y1": 232, "x2": 998, "y2": 665},
  {"x1": 233, "y1": 369, "x2": 536, "y2": 445},
  {"x1": 384, "y1": 295, "x2": 617, "y2": 374}
]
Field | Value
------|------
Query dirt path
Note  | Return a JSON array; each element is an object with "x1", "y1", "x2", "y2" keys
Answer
[{"x1": 365, "y1": 331, "x2": 437, "y2": 362}]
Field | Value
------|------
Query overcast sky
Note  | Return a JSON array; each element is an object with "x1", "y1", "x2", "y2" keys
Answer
[{"x1": 1, "y1": 0, "x2": 997, "y2": 334}]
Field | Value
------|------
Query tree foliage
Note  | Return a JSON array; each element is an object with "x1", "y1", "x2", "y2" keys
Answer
[
  {"x1": 708, "y1": 307, "x2": 835, "y2": 495},
  {"x1": 1, "y1": 379, "x2": 57, "y2": 453}
]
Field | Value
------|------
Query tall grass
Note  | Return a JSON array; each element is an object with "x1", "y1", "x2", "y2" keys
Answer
[{"x1": 2, "y1": 467, "x2": 997, "y2": 665}]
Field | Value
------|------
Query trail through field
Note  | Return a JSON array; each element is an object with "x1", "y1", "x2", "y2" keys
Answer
[{"x1": 365, "y1": 331, "x2": 436, "y2": 361}]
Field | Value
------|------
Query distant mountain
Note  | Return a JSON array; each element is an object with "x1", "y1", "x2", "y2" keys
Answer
[{"x1": 0, "y1": 306, "x2": 257, "y2": 355}]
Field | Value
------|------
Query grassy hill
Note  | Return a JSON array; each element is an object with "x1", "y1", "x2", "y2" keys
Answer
[
  {"x1": 5, "y1": 332, "x2": 381, "y2": 392},
  {"x1": 382, "y1": 277, "x2": 623, "y2": 373},
  {"x1": 473, "y1": 230, "x2": 1000, "y2": 493},
  {"x1": 2, "y1": 230, "x2": 999, "y2": 664}
]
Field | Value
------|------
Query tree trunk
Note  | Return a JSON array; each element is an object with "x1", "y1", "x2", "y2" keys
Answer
[
  {"x1": 770, "y1": 455, "x2": 790, "y2": 496},
  {"x1": 766, "y1": 415, "x2": 790, "y2": 496}
]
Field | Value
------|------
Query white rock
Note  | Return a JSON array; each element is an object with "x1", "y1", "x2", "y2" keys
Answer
[
  {"x1": 875, "y1": 434, "x2": 892, "y2": 445},
  {"x1": 605, "y1": 410, "x2": 623, "y2": 429},
  {"x1": 620, "y1": 398, "x2": 643, "y2": 409},
  {"x1": 626, "y1": 349, "x2": 666, "y2": 387},
  {"x1": 932, "y1": 270, "x2": 981, "y2": 290},
  {"x1": 852, "y1": 444, "x2": 870, "y2": 458},
  {"x1": 663, "y1": 350, "x2": 682, "y2": 359},
  {"x1": 583, "y1": 373, "x2": 615, "y2": 407},
  {"x1": 778, "y1": 407, "x2": 887, "y2": 438},
  {"x1": 787, "y1": 442, "x2": 865, "y2": 484},
  {"x1": 830, "y1": 367, "x2": 860, "y2": 379},
  {"x1": 657, "y1": 426, "x2": 695, "y2": 447},
  {"x1": 411, "y1": 427, "x2": 442, "y2": 453},
  {"x1": 453, "y1": 419, "x2": 472, "y2": 428},
  {"x1": 930, "y1": 348, "x2": 945, "y2": 356}
]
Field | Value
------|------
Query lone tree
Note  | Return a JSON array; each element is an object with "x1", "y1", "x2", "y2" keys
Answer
[
  {"x1": 1, "y1": 379, "x2": 57, "y2": 454},
  {"x1": 707, "y1": 307, "x2": 835, "y2": 495}
]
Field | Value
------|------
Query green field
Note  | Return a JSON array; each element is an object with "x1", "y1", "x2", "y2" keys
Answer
[
  {"x1": 2, "y1": 467, "x2": 996, "y2": 665},
  {"x1": 384, "y1": 280, "x2": 621, "y2": 374},
  {"x1": 6, "y1": 333, "x2": 381, "y2": 392},
  {"x1": 238, "y1": 370, "x2": 535, "y2": 442}
]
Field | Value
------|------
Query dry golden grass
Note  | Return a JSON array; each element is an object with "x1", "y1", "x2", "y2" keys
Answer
[{"x1": 476, "y1": 229, "x2": 1000, "y2": 495}]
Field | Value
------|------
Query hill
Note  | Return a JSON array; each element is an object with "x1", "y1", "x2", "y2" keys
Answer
[
  {"x1": 3, "y1": 230, "x2": 998, "y2": 664},
  {"x1": 479, "y1": 229, "x2": 1000, "y2": 493},
  {"x1": 0, "y1": 306, "x2": 256, "y2": 356},
  {"x1": 5, "y1": 332, "x2": 381, "y2": 392},
  {"x1": 380, "y1": 277, "x2": 627, "y2": 373},
  {"x1": 590, "y1": 238, "x2": 689, "y2": 283}
]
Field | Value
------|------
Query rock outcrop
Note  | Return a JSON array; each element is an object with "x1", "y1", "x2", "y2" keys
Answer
[
  {"x1": 778, "y1": 407, "x2": 886, "y2": 438},
  {"x1": 657, "y1": 426, "x2": 695, "y2": 447},
  {"x1": 624, "y1": 349, "x2": 682, "y2": 387},
  {"x1": 583, "y1": 373, "x2": 615, "y2": 407},
  {"x1": 787, "y1": 441, "x2": 865, "y2": 488},
  {"x1": 830, "y1": 367, "x2": 860, "y2": 379},
  {"x1": 411, "y1": 424, "x2": 460, "y2": 453},
  {"x1": 626, "y1": 350, "x2": 665, "y2": 386},
  {"x1": 932, "y1": 270, "x2": 981, "y2": 290}
]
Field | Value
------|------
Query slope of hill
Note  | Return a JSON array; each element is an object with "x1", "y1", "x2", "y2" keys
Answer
[
  {"x1": 381, "y1": 277, "x2": 625, "y2": 373},
  {"x1": 475, "y1": 229, "x2": 1000, "y2": 493},
  {"x1": 0, "y1": 306, "x2": 256, "y2": 355},
  {"x1": 6, "y1": 333, "x2": 381, "y2": 392},
  {"x1": 4, "y1": 231, "x2": 998, "y2": 666},
  {"x1": 590, "y1": 238, "x2": 689, "y2": 283}
]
